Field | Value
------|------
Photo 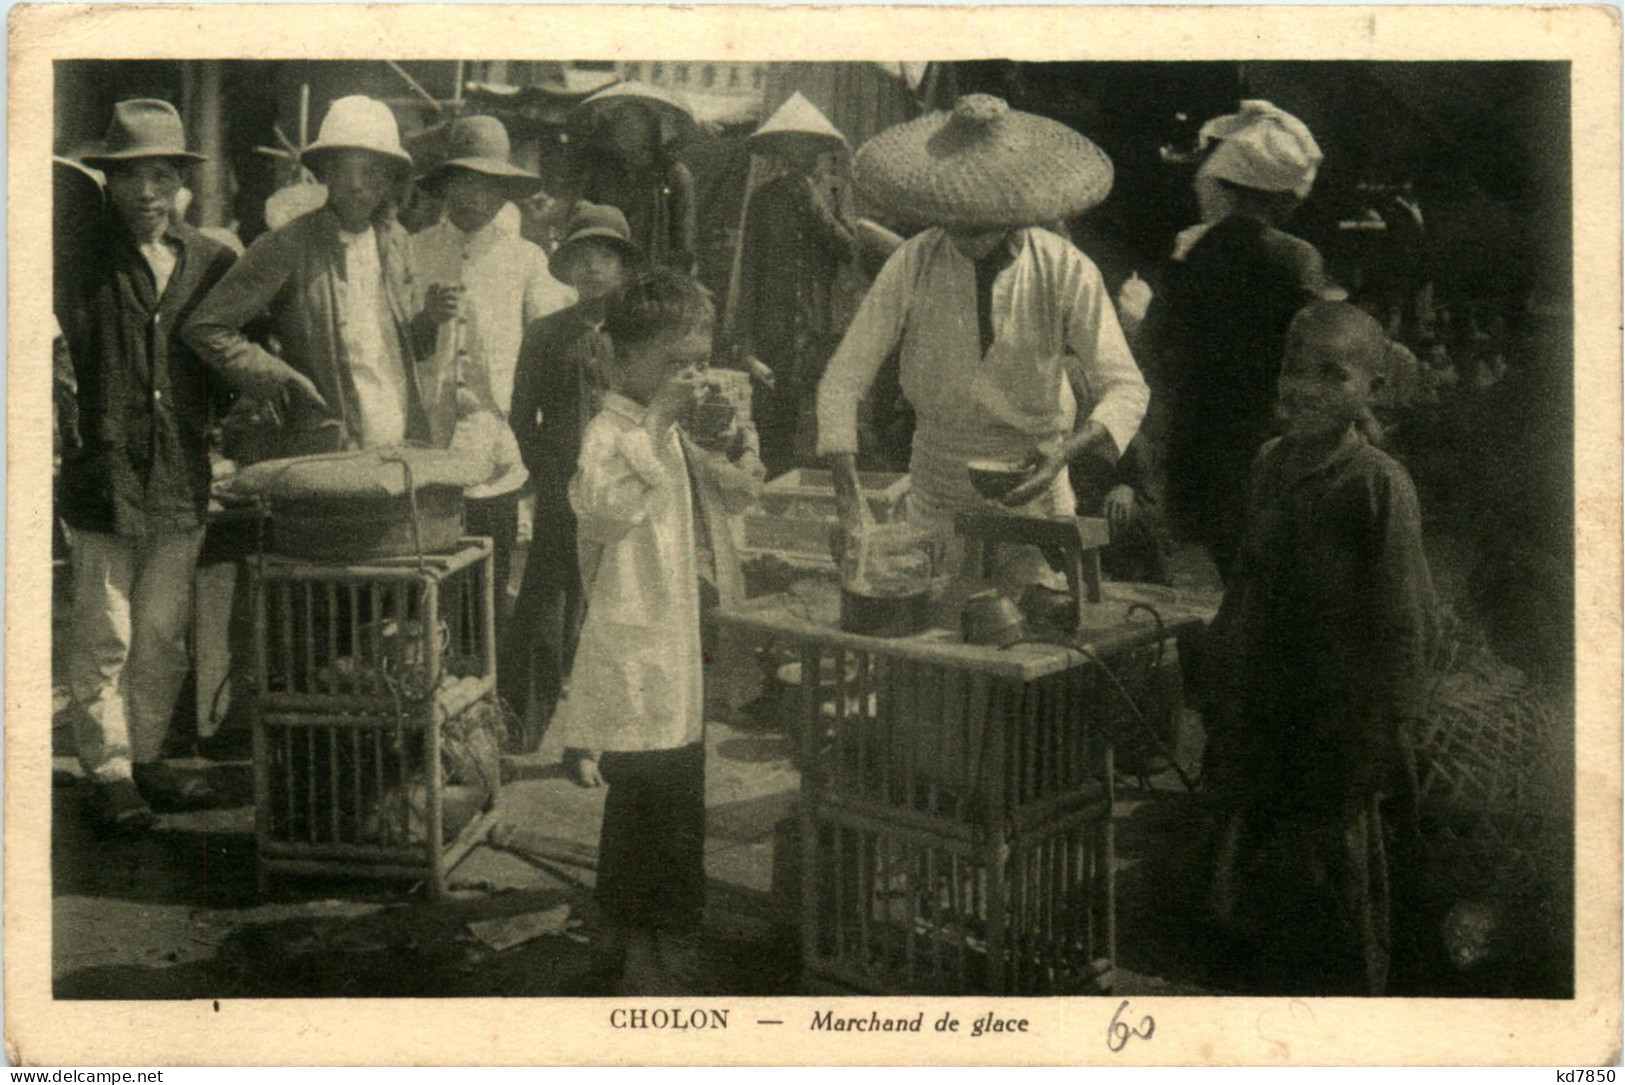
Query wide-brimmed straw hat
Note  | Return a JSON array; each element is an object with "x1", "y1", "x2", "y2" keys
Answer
[
  {"x1": 419, "y1": 115, "x2": 543, "y2": 200},
  {"x1": 747, "y1": 92, "x2": 848, "y2": 158},
  {"x1": 81, "y1": 99, "x2": 206, "y2": 171},
  {"x1": 550, "y1": 202, "x2": 644, "y2": 281},
  {"x1": 301, "y1": 95, "x2": 413, "y2": 173},
  {"x1": 854, "y1": 94, "x2": 1113, "y2": 229},
  {"x1": 572, "y1": 82, "x2": 696, "y2": 147}
]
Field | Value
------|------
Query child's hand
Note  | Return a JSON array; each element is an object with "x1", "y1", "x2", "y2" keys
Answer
[
  {"x1": 646, "y1": 371, "x2": 704, "y2": 434},
  {"x1": 425, "y1": 283, "x2": 465, "y2": 325}
]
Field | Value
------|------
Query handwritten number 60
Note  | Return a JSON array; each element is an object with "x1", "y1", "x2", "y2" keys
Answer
[{"x1": 1107, "y1": 1000, "x2": 1155, "y2": 1052}]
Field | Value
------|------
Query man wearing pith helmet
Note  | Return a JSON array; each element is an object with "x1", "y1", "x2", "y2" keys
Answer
[
  {"x1": 58, "y1": 99, "x2": 239, "y2": 830},
  {"x1": 184, "y1": 95, "x2": 429, "y2": 450},
  {"x1": 816, "y1": 94, "x2": 1150, "y2": 592}
]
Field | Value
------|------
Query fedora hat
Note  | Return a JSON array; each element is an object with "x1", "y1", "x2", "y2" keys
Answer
[
  {"x1": 420, "y1": 116, "x2": 543, "y2": 199},
  {"x1": 550, "y1": 202, "x2": 643, "y2": 281},
  {"x1": 854, "y1": 94, "x2": 1113, "y2": 230},
  {"x1": 302, "y1": 95, "x2": 413, "y2": 173},
  {"x1": 747, "y1": 92, "x2": 848, "y2": 158},
  {"x1": 81, "y1": 99, "x2": 205, "y2": 170}
]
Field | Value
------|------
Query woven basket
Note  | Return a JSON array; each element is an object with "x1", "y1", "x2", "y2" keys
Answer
[{"x1": 1413, "y1": 609, "x2": 1571, "y2": 914}]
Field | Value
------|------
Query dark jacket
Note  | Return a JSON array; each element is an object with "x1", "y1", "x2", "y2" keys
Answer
[
  {"x1": 182, "y1": 206, "x2": 429, "y2": 446},
  {"x1": 1205, "y1": 429, "x2": 1437, "y2": 811},
  {"x1": 737, "y1": 174, "x2": 855, "y2": 391},
  {"x1": 509, "y1": 304, "x2": 614, "y2": 526},
  {"x1": 579, "y1": 158, "x2": 697, "y2": 273},
  {"x1": 57, "y1": 215, "x2": 238, "y2": 536},
  {"x1": 1151, "y1": 213, "x2": 1327, "y2": 552}
]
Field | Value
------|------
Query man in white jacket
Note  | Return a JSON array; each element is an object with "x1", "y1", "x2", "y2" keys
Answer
[{"x1": 818, "y1": 95, "x2": 1149, "y2": 591}]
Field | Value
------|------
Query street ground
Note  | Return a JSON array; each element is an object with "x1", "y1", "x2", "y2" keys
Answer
[{"x1": 49, "y1": 538, "x2": 1571, "y2": 1000}]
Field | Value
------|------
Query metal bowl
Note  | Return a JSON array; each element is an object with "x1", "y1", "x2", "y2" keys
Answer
[
  {"x1": 966, "y1": 458, "x2": 1029, "y2": 501},
  {"x1": 961, "y1": 591, "x2": 1027, "y2": 647}
]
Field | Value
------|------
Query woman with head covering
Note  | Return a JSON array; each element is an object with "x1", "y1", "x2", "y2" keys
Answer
[
  {"x1": 735, "y1": 92, "x2": 857, "y2": 476},
  {"x1": 1145, "y1": 101, "x2": 1332, "y2": 582},
  {"x1": 816, "y1": 95, "x2": 1149, "y2": 592},
  {"x1": 571, "y1": 91, "x2": 698, "y2": 275}
]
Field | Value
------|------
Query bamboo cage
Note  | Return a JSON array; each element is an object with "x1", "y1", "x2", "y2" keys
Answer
[
  {"x1": 723, "y1": 592, "x2": 1201, "y2": 995},
  {"x1": 250, "y1": 539, "x2": 500, "y2": 899}
]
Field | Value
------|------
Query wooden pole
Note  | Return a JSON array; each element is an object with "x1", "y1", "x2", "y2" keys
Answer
[
  {"x1": 385, "y1": 61, "x2": 445, "y2": 115},
  {"x1": 722, "y1": 155, "x2": 764, "y2": 347},
  {"x1": 194, "y1": 61, "x2": 227, "y2": 227}
]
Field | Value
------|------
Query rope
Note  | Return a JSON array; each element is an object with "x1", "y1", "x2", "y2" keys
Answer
[{"x1": 1001, "y1": 600, "x2": 1197, "y2": 792}]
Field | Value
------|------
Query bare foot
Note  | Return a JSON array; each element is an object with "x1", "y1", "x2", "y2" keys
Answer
[{"x1": 570, "y1": 753, "x2": 603, "y2": 789}]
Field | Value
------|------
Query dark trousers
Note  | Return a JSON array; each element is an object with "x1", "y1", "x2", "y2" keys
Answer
[
  {"x1": 596, "y1": 742, "x2": 707, "y2": 933},
  {"x1": 466, "y1": 491, "x2": 519, "y2": 645},
  {"x1": 501, "y1": 492, "x2": 581, "y2": 749},
  {"x1": 755, "y1": 380, "x2": 801, "y2": 480}
]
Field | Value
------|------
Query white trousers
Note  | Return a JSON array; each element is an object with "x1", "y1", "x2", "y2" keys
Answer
[{"x1": 67, "y1": 527, "x2": 204, "y2": 782}]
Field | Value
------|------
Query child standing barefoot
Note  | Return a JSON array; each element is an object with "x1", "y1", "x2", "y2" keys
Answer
[
  {"x1": 1202, "y1": 301, "x2": 1437, "y2": 996},
  {"x1": 556, "y1": 269, "x2": 762, "y2": 993}
]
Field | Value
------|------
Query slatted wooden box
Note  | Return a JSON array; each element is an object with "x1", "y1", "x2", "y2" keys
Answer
[
  {"x1": 251, "y1": 539, "x2": 495, "y2": 715},
  {"x1": 249, "y1": 539, "x2": 499, "y2": 899},
  {"x1": 741, "y1": 470, "x2": 911, "y2": 566},
  {"x1": 720, "y1": 585, "x2": 1209, "y2": 994}
]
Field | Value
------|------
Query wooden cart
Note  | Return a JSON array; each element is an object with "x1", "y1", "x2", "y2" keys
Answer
[
  {"x1": 718, "y1": 582, "x2": 1209, "y2": 995},
  {"x1": 249, "y1": 538, "x2": 500, "y2": 899}
]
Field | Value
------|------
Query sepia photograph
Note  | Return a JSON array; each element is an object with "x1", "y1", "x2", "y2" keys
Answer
[{"x1": 9, "y1": 2, "x2": 1620, "y2": 1067}]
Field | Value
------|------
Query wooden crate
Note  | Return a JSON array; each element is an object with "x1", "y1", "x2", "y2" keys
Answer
[
  {"x1": 757, "y1": 468, "x2": 910, "y2": 521},
  {"x1": 742, "y1": 470, "x2": 911, "y2": 566},
  {"x1": 253, "y1": 695, "x2": 502, "y2": 900},
  {"x1": 251, "y1": 539, "x2": 496, "y2": 716},
  {"x1": 248, "y1": 539, "x2": 499, "y2": 899},
  {"x1": 806, "y1": 793, "x2": 1113, "y2": 995},
  {"x1": 719, "y1": 587, "x2": 1210, "y2": 994}
]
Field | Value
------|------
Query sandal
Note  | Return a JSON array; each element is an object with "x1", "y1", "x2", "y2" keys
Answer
[
  {"x1": 94, "y1": 778, "x2": 157, "y2": 833},
  {"x1": 132, "y1": 762, "x2": 220, "y2": 812}
]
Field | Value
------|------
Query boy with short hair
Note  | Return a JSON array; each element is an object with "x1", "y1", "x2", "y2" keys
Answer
[
  {"x1": 1202, "y1": 301, "x2": 1437, "y2": 996},
  {"x1": 554, "y1": 268, "x2": 762, "y2": 993}
]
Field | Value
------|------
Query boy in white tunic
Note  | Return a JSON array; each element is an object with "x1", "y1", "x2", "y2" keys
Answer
[{"x1": 558, "y1": 269, "x2": 761, "y2": 993}]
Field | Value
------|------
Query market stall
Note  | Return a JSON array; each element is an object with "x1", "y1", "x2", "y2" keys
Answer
[{"x1": 720, "y1": 501, "x2": 1214, "y2": 994}]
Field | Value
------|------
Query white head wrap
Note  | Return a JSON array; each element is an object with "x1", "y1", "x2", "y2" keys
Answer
[{"x1": 1193, "y1": 100, "x2": 1323, "y2": 200}]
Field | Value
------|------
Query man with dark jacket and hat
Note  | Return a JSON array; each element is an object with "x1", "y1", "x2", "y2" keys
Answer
[
  {"x1": 57, "y1": 99, "x2": 238, "y2": 829},
  {"x1": 184, "y1": 95, "x2": 425, "y2": 450}
]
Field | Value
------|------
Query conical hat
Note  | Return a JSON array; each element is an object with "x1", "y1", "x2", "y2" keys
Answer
[
  {"x1": 747, "y1": 92, "x2": 847, "y2": 156},
  {"x1": 855, "y1": 94, "x2": 1113, "y2": 229}
]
